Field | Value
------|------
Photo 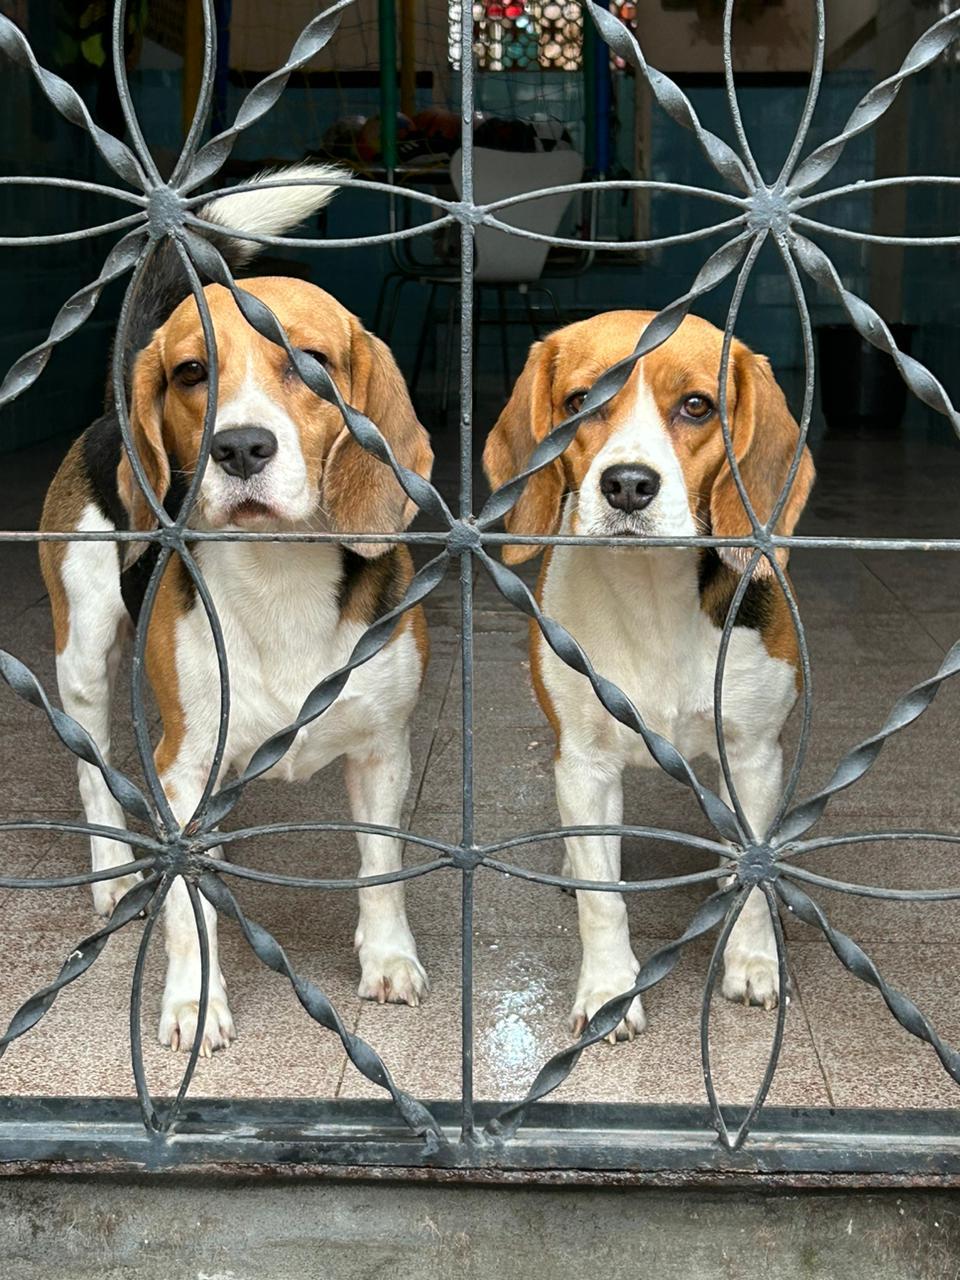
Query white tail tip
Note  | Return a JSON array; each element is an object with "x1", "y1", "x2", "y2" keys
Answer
[{"x1": 199, "y1": 162, "x2": 347, "y2": 266}]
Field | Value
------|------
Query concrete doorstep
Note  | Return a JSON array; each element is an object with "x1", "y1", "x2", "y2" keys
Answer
[{"x1": 2, "y1": 1177, "x2": 960, "y2": 1280}]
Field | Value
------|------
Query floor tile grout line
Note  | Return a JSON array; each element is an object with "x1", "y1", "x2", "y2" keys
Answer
[
  {"x1": 784, "y1": 955, "x2": 837, "y2": 1109},
  {"x1": 0, "y1": 828, "x2": 70, "y2": 921},
  {"x1": 405, "y1": 649, "x2": 460, "y2": 832},
  {"x1": 911, "y1": 613, "x2": 954, "y2": 658},
  {"x1": 0, "y1": 587, "x2": 55, "y2": 632},
  {"x1": 857, "y1": 554, "x2": 952, "y2": 657},
  {"x1": 333, "y1": 999, "x2": 364, "y2": 1099}
]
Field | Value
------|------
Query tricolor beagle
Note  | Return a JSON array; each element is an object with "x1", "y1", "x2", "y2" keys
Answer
[
  {"x1": 483, "y1": 311, "x2": 815, "y2": 1042},
  {"x1": 40, "y1": 166, "x2": 433, "y2": 1054}
]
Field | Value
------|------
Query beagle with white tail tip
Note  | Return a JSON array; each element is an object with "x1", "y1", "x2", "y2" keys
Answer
[
  {"x1": 484, "y1": 311, "x2": 814, "y2": 1043},
  {"x1": 40, "y1": 165, "x2": 433, "y2": 1055}
]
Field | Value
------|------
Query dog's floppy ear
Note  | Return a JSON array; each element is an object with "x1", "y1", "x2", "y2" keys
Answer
[
  {"x1": 323, "y1": 320, "x2": 433, "y2": 558},
  {"x1": 116, "y1": 336, "x2": 171, "y2": 533},
  {"x1": 482, "y1": 338, "x2": 564, "y2": 565},
  {"x1": 710, "y1": 348, "x2": 815, "y2": 576}
]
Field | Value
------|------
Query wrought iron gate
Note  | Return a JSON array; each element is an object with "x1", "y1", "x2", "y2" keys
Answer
[{"x1": 0, "y1": 0, "x2": 959, "y2": 1181}]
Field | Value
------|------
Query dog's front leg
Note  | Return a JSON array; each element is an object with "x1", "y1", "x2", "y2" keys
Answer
[
  {"x1": 557, "y1": 751, "x2": 644, "y2": 1042},
  {"x1": 719, "y1": 737, "x2": 783, "y2": 1010},
  {"x1": 53, "y1": 544, "x2": 139, "y2": 918},
  {"x1": 157, "y1": 763, "x2": 235, "y2": 1055},
  {"x1": 346, "y1": 733, "x2": 427, "y2": 1007}
]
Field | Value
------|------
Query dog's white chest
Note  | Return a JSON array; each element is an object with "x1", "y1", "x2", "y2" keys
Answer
[
  {"x1": 175, "y1": 543, "x2": 419, "y2": 781},
  {"x1": 538, "y1": 544, "x2": 795, "y2": 765}
]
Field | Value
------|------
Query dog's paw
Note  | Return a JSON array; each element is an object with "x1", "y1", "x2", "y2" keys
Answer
[
  {"x1": 92, "y1": 871, "x2": 143, "y2": 918},
  {"x1": 358, "y1": 952, "x2": 429, "y2": 1007},
  {"x1": 570, "y1": 970, "x2": 645, "y2": 1044},
  {"x1": 722, "y1": 950, "x2": 780, "y2": 1010},
  {"x1": 159, "y1": 995, "x2": 235, "y2": 1056}
]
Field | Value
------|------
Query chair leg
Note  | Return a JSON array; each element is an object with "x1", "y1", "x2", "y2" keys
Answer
[
  {"x1": 381, "y1": 274, "x2": 410, "y2": 344},
  {"x1": 522, "y1": 286, "x2": 542, "y2": 341},
  {"x1": 540, "y1": 284, "x2": 564, "y2": 327},
  {"x1": 440, "y1": 288, "x2": 457, "y2": 421},
  {"x1": 496, "y1": 287, "x2": 511, "y2": 401},
  {"x1": 410, "y1": 281, "x2": 439, "y2": 399},
  {"x1": 373, "y1": 270, "x2": 400, "y2": 334}
]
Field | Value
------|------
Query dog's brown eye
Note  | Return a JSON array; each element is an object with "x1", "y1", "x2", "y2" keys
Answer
[
  {"x1": 289, "y1": 349, "x2": 329, "y2": 383},
  {"x1": 173, "y1": 360, "x2": 207, "y2": 387},
  {"x1": 680, "y1": 394, "x2": 713, "y2": 422},
  {"x1": 564, "y1": 388, "x2": 588, "y2": 416}
]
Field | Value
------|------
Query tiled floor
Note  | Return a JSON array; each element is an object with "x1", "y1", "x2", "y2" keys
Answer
[{"x1": 0, "y1": 385, "x2": 959, "y2": 1118}]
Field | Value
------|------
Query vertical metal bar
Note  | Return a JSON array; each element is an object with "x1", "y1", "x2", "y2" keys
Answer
[
  {"x1": 459, "y1": 8, "x2": 476, "y2": 519},
  {"x1": 458, "y1": 0, "x2": 477, "y2": 1145},
  {"x1": 710, "y1": 232, "x2": 766, "y2": 837}
]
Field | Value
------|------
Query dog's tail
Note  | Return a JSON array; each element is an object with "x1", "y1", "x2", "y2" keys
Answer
[
  {"x1": 195, "y1": 162, "x2": 343, "y2": 270},
  {"x1": 117, "y1": 162, "x2": 345, "y2": 385}
]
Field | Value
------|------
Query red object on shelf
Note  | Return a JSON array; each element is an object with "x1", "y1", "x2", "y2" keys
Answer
[
  {"x1": 485, "y1": 0, "x2": 526, "y2": 16},
  {"x1": 356, "y1": 113, "x2": 416, "y2": 163}
]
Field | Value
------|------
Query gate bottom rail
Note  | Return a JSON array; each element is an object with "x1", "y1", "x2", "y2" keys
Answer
[{"x1": 0, "y1": 1098, "x2": 958, "y2": 1182}]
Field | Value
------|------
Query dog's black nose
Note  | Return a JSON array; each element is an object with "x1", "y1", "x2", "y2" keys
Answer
[
  {"x1": 600, "y1": 464, "x2": 661, "y2": 514},
  {"x1": 211, "y1": 426, "x2": 278, "y2": 480}
]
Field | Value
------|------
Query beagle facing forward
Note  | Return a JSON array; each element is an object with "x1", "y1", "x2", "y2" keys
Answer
[
  {"x1": 483, "y1": 311, "x2": 814, "y2": 1042},
  {"x1": 40, "y1": 167, "x2": 433, "y2": 1055}
]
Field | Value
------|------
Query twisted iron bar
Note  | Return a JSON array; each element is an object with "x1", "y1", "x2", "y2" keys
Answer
[
  {"x1": 792, "y1": 234, "x2": 960, "y2": 436},
  {"x1": 0, "y1": 875, "x2": 160, "y2": 1059},
  {"x1": 0, "y1": 651, "x2": 155, "y2": 827},
  {"x1": 776, "y1": 877, "x2": 960, "y2": 1085},
  {"x1": 790, "y1": 7, "x2": 960, "y2": 193},
  {"x1": 0, "y1": 230, "x2": 147, "y2": 407},
  {"x1": 588, "y1": 2, "x2": 750, "y2": 192},
  {"x1": 0, "y1": 15, "x2": 145, "y2": 186},
  {"x1": 198, "y1": 873, "x2": 444, "y2": 1146},
  {"x1": 777, "y1": 639, "x2": 960, "y2": 845},
  {"x1": 488, "y1": 887, "x2": 739, "y2": 1138},
  {"x1": 177, "y1": 1, "x2": 354, "y2": 193}
]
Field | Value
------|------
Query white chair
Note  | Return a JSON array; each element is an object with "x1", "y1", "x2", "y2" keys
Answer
[
  {"x1": 400, "y1": 145, "x2": 585, "y2": 413},
  {"x1": 453, "y1": 145, "x2": 585, "y2": 283}
]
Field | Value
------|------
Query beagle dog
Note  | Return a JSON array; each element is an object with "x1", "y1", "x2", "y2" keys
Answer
[
  {"x1": 39, "y1": 166, "x2": 433, "y2": 1054},
  {"x1": 483, "y1": 311, "x2": 814, "y2": 1042}
]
